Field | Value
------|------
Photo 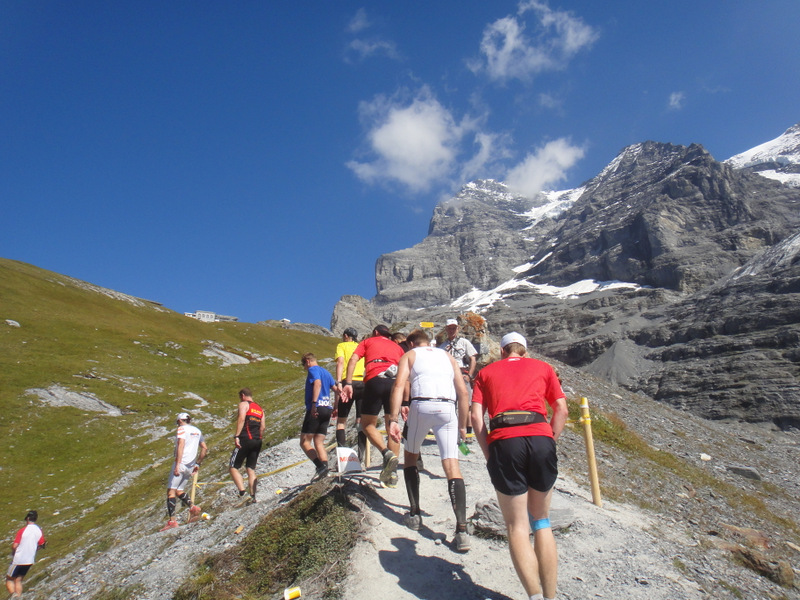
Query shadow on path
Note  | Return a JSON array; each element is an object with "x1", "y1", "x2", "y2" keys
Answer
[{"x1": 378, "y1": 537, "x2": 513, "y2": 600}]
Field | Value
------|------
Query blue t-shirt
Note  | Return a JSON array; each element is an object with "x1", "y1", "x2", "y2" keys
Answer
[{"x1": 305, "y1": 365, "x2": 336, "y2": 412}]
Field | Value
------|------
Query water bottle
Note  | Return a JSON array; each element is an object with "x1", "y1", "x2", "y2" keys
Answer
[{"x1": 459, "y1": 440, "x2": 470, "y2": 456}]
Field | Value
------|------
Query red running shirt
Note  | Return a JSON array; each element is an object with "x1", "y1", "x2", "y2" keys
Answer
[
  {"x1": 472, "y1": 356, "x2": 565, "y2": 444},
  {"x1": 352, "y1": 336, "x2": 404, "y2": 381}
]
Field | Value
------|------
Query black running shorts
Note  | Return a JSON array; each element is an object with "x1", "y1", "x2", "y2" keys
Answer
[
  {"x1": 337, "y1": 380, "x2": 364, "y2": 420},
  {"x1": 7, "y1": 564, "x2": 31, "y2": 578},
  {"x1": 301, "y1": 406, "x2": 333, "y2": 435},
  {"x1": 229, "y1": 437, "x2": 263, "y2": 471},
  {"x1": 361, "y1": 377, "x2": 393, "y2": 417},
  {"x1": 487, "y1": 435, "x2": 558, "y2": 495}
]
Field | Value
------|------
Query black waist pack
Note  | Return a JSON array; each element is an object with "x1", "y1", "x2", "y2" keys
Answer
[{"x1": 490, "y1": 410, "x2": 546, "y2": 430}]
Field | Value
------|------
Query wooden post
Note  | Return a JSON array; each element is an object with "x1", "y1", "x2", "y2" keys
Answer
[
  {"x1": 365, "y1": 437, "x2": 371, "y2": 469},
  {"x1": 190, "y1": 470, "x2": 199, "y2": 504},
  {"x1": 580, "y1": 397, "x2": 603, "y2": 507}
]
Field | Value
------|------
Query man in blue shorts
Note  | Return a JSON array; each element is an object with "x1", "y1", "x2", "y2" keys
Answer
[
  {"x1": 300, "y1": 353, "x2": 337, "y2": 480},
  {"x1": 471, "y1": 332, "x2": 568, "y2": 600}
]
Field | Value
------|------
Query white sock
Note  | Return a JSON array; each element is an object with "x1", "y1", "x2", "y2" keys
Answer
[{"x1": 529, "y1": 595, "x2": 543, "y2": 600}]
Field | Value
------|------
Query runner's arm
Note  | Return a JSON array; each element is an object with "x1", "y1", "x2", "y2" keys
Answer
[
  {"x1": 470, "y1": 390, "x2": 490, "y2": 459},
  {"x1": 311, "y1": 378, "x2": 322, "y2": 417},
  {"x1": 387, "y1": 353, "x2": 411, "y2": 443},
  {"x1": 450, "y1": 354, "x2": 469, "y2": 440},
  {"x1": 197, "y1": 441, "x2": 208, "y2": 465},
  {"x1": 174, "y1": 438, "x2": 185, "y2": 476},
  {"x1": 341, "y1": 352, "x2": 360, "y2": 401},
  {"x1": 549, "y1": 397, "x2": 568, "y2": 441},
  {"x1": 335, "y1": 355, "x2": 345, "y2": 382},
  {"x1": 466, "y1": 353, "x2": 477, "y2": 380},
  {"x1": 234, "y1": 401, "x2": 247, "y2": 448}
]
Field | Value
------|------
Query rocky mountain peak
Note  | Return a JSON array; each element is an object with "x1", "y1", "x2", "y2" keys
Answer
[
  {"x1": 725, "y1": 122, "x2": 800, "y2": 187},
  {"x1": 332, "y1": 125, "x2": 800, "y2": 426}
]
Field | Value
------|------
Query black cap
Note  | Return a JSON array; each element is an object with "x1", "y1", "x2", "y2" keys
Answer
[{"x1": 25, "y1": 510, "x2": 38, "y2": 522}]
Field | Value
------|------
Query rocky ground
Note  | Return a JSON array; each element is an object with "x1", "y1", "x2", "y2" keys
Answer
[{"x1": 29, "y1": 375, "x2": 800, "y2": 599}]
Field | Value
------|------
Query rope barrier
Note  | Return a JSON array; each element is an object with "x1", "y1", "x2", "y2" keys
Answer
[{"x1": 194, "y1": 442, "x2": 338, "y2": 489}]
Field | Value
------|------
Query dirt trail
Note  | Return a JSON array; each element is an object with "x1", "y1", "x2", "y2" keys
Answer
[{"x1": 341, "y1": 438, "x2": 704, "y2": 600}]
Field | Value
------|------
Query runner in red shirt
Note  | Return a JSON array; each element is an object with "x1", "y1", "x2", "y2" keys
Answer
[
  {"x1": 341, "y1": 324, "x2": 404, "y2": 487},
  {"x1": 471, "y1": 332, "x2": 568, "y2": 600},
  {"x1": 229, "y1": 388, "x2": 266, "y2": 503}
]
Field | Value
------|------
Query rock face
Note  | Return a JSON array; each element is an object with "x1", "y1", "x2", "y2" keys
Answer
[{"x1": 331, "y1": 127, "x2": 800, "y2": 427}]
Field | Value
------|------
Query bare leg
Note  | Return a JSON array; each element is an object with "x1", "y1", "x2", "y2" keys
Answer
[
  {"x1": 313, "y1": 433, "x2": 328, "y2": 463},
  {"x1": 246, "y1": 467, "x2": 257, "y2": 496},
  {"x1": 496, "y1": 490, "x2": 542, "y2": 596},
  {"x1": 300, "y1": 434, "x2": 318, "y2": 461},
  {"x1": 360, "y1": 415, "x2": 386, "y2": 452},
  {"x1": 528, "y1": 489, "x2": 557, "y2": 599},
  {"x1": 229, "y1": 467, "x2": 246, "y2": 493}
]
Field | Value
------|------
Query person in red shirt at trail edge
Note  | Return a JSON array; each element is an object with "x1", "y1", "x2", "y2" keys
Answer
[
  {"x1": 341, "y1": 324, "x2": 404, "y2": 487},
  {"x1": 471, "y1": 332, "x2": 568, "y2": 600},
  {"x1": 6, "y1": 510, "x2": 46, "y2": 599}
]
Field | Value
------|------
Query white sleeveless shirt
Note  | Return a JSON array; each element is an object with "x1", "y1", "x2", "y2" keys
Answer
[{"x1": 409, "y1": 346, "x2": 456, "y2": 401}]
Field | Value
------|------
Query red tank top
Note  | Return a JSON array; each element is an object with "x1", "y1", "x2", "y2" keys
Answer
[{"x1": 238, "y1": 401, "x2": 264, "y2": 440}]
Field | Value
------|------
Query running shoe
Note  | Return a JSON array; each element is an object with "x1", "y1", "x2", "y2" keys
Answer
[
  {"x1": 159, "y1": 519, "x2": 179, "y2": 532},
  {"x1": 403, "y1": 513, "x2": 422, "y2": 531},
  {"x1": 454, "y1": 531, "x2": 471, "y2": 552},
  {"x1": 189, "y1": 505, "x2": 202, "y2": 516},
  {"x1": 312, "y1": 464, "x2": 329, "y2": 481},
  {"x1": 379, "y1": 450, "x2": 397, "y2": 486},
  {"x1": 386, "y1": 470, "x2": 398, "y2": 488}
]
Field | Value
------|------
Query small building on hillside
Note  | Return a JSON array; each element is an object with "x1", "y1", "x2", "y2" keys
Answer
[{"x1": 184, "y1": 310, "x2": 238, "y2": 323}]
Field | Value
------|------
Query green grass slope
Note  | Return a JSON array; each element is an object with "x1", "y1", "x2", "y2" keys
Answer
[{"x1": 0, "y1": 258, "x2": 336, "y2": 560}]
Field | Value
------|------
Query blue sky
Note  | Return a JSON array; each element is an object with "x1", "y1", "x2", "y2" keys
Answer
[{"x1": 3, "y1": 1, "x2": 799, "y2": 327}]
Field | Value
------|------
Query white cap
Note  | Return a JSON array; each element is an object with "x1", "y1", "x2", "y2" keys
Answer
[
  {"x1": 446, "y1": 318, "x2": 458, "y2": 326},
  {"x1": 177, "y1": 412, "x2": 190, "y2": 422},
  {"x1": 500, "y1": 332, "x2": 527, "y2": 349}
]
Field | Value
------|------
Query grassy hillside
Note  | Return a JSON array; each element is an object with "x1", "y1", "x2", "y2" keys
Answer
[{"x1": 0, "y1": 258, "x2": 337, "y2": 560}]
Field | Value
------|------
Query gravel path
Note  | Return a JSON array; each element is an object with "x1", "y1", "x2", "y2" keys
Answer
[{"x1": 33, "y1": 386, "x2": 800, "y2": 600}]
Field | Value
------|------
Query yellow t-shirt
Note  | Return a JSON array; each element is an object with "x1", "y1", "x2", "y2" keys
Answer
[{"x1": 335, "y1": 340, "x2": 365, "y2": 382}]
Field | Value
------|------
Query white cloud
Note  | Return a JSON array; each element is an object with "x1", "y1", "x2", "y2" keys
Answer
[
  {"x1": 348, "y1": 38, "x2": 399, "y2": 61},
  {"x1": 538, "y1": 92, "x2": 563, "y2": 111},
  {"x1": 347, "y1": 8, "x2": 371, "y2": 33},
  {"x1": 668, "y1": 91, "x2": 686, "y2": 110},
  {"x1": 348, "y1": 90, "x2": 468, "y2": 192},
  {"x1": 475, "y1": 0, "x2": 598, "y2": 82},
  {"x1": 505, "y1": 138, "x2": 585, "y2": 198},
  {"x1": 345, "y1": 8, "x2": 399, "y2": 62}
]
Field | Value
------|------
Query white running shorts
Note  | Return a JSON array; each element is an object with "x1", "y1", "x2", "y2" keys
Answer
[{"x1": 405, "y1": 400, "x2": 459, "y2": 460}]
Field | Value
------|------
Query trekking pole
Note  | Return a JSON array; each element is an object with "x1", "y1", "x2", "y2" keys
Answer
[{"x1": 579, "y1": 397, "x2": 603, "y2": 507}]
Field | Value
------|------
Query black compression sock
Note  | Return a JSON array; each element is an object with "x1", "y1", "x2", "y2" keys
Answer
[
  {"x1": 448, "y1": 478, "x2": 467, "y2": 532},
  {"x1": 177, "y1": 492, "x2": 192, "y2": 507},
  {"x1": 404, "y1": 466, "x2": 420, "y2": 516},
  {"x1": 336, "y1": 428, "x2": 347, "y2": 446},
  {"x1": 167, "y1": 497, "x2": 177, "y2": 518},
  {"x1": 313, "y1": 457, "x2": 324, "y2": 469}
]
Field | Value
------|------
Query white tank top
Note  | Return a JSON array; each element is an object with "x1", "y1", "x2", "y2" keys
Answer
[{"x1": 409, "y1": 346, "x2": 456, "y2": 401}]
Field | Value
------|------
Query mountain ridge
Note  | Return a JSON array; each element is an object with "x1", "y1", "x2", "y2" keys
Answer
[{"x1": 332, "y1": 123, "x2": 800, "y2": 427}]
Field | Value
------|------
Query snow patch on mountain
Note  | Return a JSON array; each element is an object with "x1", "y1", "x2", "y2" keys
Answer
[
  {"x1": 726, "y1": 123, "x2": 800, "y2": 187},
  {"x1": 450, "y1": 277, "x2": 642, "y2": 312}
]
